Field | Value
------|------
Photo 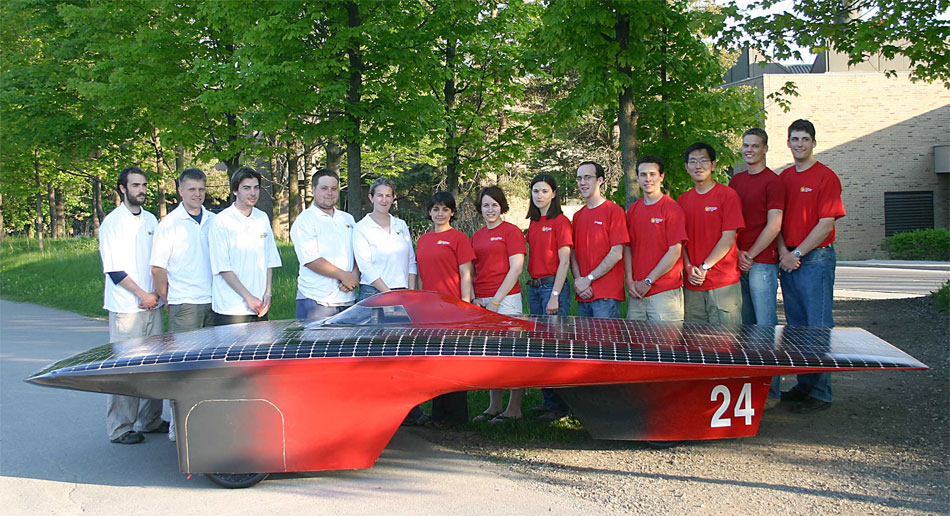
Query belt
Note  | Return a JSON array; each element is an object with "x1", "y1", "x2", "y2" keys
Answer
[{"x1": 527, "y1": 275, "x2": 556, "y2": 287}]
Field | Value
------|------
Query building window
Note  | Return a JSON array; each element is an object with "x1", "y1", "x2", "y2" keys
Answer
[{"x1": 884, "y1": 191, "x2": 934, "y2": 237}]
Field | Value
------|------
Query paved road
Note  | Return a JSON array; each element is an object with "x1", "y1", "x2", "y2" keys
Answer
[
  {"x1": 834, "y1": 263, "x2": 949, "y2": 299},
  {"x1": 0, "y1": 300, "x2": 620, "y2": 516}
]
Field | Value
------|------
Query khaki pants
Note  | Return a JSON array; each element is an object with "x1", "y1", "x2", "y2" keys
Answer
[
  {"x1": 684, "y1": 282, "x2": 742, "y2": 324},
  {"x1": 106, "y1": 310, "x2": 164, "y2": 440},
  {"x1": 168, "y1": 303, "x2": 214, "y2": 333},
  {"x1": 627, "y1": 287, "x2": 684, "y2": 322},
  {"x1": 166, "y1": 303, "x2": 213, "y2": 440}
]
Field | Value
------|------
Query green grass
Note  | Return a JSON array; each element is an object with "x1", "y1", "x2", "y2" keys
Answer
[{"x1": 0, "y1": 237, "x2": 591, "y2": 444}]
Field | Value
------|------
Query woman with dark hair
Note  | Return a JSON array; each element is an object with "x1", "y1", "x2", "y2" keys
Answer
[
  {"x1": 524, "y1": 174, "x2": 573, "y2": 421},
  {"x1": 413, "y1": 191, "x2": 475, "y2": 428},
  {"x1": 353, "y1": 177, "x2": 417, "y2": 302},
  {"x1": 470, "y1": 185, "x2": 527, "y2": 423}
]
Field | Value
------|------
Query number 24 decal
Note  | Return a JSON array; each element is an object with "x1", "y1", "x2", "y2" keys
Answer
[{"x1": 710, "y1": 383, "x2": 755, "y2": 428}]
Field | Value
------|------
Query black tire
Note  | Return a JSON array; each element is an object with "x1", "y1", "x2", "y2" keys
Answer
[
  {"x1": 206, "y1": 472, "x2": 269, "y2": 489},
  {"x1": 644, "y1": 440, "x2": 686, "y2": 449}
]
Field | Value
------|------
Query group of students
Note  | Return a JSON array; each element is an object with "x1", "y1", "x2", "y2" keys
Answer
[{"x1": 97, "y1": 118, "x2": 844, "y2": 445}]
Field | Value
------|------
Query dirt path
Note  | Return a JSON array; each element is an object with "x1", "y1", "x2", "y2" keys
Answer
[{"x1": 419, "y1": 297, "x2": 949, "y2": 515}]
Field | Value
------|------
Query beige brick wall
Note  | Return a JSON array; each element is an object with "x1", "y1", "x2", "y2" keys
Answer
[{"x1": 731, "y1": 73, "x2": 949, "y2": 260}]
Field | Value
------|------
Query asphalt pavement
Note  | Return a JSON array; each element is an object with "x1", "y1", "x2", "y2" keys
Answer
[{"x1": 0, "y1": 299, "x2": 619, "y2": 516}]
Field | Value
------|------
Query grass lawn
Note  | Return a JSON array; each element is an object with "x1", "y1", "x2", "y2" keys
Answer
[{"x1": 0, "y1": 236, "x2": 589, "y2": 443}]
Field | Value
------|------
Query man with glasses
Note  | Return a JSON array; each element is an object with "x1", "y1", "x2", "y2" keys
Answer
[
  {"x1": 776, "y1": 119, "x2": 846, "y2": 414},
  {"x1": 677, "y1": 143, "x2": 745, "y2": 323},
  {"x1": 570, "y1": 161, "x2": 628, "y2": 318}
]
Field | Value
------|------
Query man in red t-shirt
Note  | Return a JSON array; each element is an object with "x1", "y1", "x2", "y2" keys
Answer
[
  {"x1": 571, "y1": 161, "x2": 629, "y2": 318},
  {"x1": 729, "y1": 128, "x2": 784, "y2": 407},
  {"x1": 776, "y1": 119, "x2": 846, "y2": 414},
  {"x1": 678, "y1": 142, "x2": 745, "y2": 324},
  {"x1": 623, "y1": 156, "x2": 687, "y2": 321}
]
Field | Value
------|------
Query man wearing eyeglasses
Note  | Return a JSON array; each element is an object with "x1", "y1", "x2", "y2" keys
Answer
[{"x1": 677, "y1": 143, "x2": 745, "y2": 323}]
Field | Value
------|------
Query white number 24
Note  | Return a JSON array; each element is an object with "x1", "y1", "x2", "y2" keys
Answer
[{"x1": 709, "y1": 383, "x2": 755, "y2": 428}]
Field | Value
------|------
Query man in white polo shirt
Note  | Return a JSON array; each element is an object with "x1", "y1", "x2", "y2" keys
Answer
[
  {"x1": 290, "y1": 168, "x2": 359, "y2": 318},
  {"x1": 98, "y1": 165, "x2": 166, "y2": 444},
  {"x1": 151, "y1": 168, "x2": 215, "y2": 331},
  {"x1": 150, "y1": 168, "x2": 214, "y2": 442},
  {"x1": 209, "y1": 167, "x2": 281, "y2": 325}
]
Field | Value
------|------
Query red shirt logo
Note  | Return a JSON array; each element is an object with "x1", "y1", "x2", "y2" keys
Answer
[{"x1": 704, "y1": 206, "x2": 718, "y2": 212}]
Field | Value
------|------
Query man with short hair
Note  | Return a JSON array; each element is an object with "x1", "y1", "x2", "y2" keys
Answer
[
  {"x1": 151, "y1": 168, "x2": 214, "y2": 441},
  {"x1": 209, "y1": 167, "x2": 281, "y2": 325},
  {"x1": 623, "y1": 156, "x2": 687, "y2": 321},
  {"x1": 729, "y1": 128, "x2": 784, "y2": 405},
  {"x1": 290, "y1": 168, "x2": 359, "y2": 319},
  {"x1": 777, "y1": 119, "x2": 846, "y2": 413},
  {"x1": 98, "y1": 166, "x2": 166, "y2": 444},
  {"x1": 571, "y1": 161, "x2": 628, "y2": 319},
  {"x1": 677, "y1": 143, "x2": 745, "y2": 324}
]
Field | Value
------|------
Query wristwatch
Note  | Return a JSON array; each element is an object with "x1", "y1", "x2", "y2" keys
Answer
[
  {"x1": 586, "y1": 274, "x2": 595, "y2": 281},
  {"x1": 644, "y1": 277, "x2": 653, "y2": 287},
  {"x1": 700, "y1": 263, "x2": 711, "y2": 271},
  {"x1": 551, "y1": 290, "x2": 559, "y2": 296},
  {"x1": 792, "y1": 249, "x2": 803, "y2": 259}
]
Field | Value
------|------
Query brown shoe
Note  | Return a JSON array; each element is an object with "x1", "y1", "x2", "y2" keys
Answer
[
  {"x1": 110, "y1": 430, "x2": 144, "y2": 444},
  {"x1": 790, "y1": 397, "x2": 832, "y2": 414}
]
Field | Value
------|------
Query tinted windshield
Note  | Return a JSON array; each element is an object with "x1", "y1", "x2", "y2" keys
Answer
[{"x1": 324, "y1": 304, "x2": 413, "y2": 326}]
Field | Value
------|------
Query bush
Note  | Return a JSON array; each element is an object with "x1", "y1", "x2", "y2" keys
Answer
[
  {"x1": 933, "y1": 280, "x2": 950, "y2": 312},
  {"x1": 882, "y1": 228, "x2": 950, "y2": 261}
]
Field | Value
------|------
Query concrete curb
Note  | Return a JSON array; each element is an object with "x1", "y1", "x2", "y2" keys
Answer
[{"x1": 837, "y1": 260, "x2": 950, "y2": 272}]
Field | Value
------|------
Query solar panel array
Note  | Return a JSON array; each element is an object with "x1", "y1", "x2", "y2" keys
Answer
[{"x1": 33, "y1": 315, "x2": 925, "y2": 379}]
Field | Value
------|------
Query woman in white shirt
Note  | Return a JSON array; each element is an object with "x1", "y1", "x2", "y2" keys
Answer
[{"x1": 353, "y1": 177, "x2": 418, "y2": 302}]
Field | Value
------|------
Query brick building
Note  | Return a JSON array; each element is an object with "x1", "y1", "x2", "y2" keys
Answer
[{"x1": 723, "y1": 49, "x2": 950, "y2": 259}]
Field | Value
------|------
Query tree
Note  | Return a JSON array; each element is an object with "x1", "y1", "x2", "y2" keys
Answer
[
  {"x1": 534, "y1": 1, "x2": 763, "y2": 205},
  {"x1": 726, "y1": 0, "x2": 950, "y2": 87}
]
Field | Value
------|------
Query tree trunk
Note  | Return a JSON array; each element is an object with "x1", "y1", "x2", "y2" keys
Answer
[
  {"x1": 268, "y1": 150, "x2": 283, "y2": 238},
  {"x1": 33, "y1": 150, "x2": 44, "y2": 251},
  {"x1": 55, "y1": 187, "x2": 65, "y2": 237},
  {"x1": 444, "y1": 39, "x2": 460, "y2": 194},
  {"x1": 153, "y1": 129, "x2": 167, "y2": 218},
  {"x1": 0, "y1": 192, "x2": 5, "y2": 241},
  {"x1": 616, "y1": 14, "x2": 638, "y2": 207},
  {"x1": 92, "y1": 175, "x2": 103, "y2": 237},
  {"x1": 345, "y1": 2, "x2": 364, "y2": 218},
  {"x1": 325, "y1": 142, "x2": 344, "y2": 173},
  {"x1": 47, "y1": 182, "x2": 58, "y2": 238},
  {"x1": 287, "y1": 142, "x2": 301, "y2": 226}
]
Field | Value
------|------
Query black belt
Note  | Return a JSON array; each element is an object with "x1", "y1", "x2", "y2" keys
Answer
[{"x1": 527, "y1": 275, "x2": 556, "y2": 287}]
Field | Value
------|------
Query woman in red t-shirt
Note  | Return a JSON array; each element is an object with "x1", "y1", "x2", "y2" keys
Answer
[
  {"x1": 470, "y1": 186, "x2": 527, "y2": 424},
  {"x1": 414, "y1": 192, "x2": 474, "y2": 428}
]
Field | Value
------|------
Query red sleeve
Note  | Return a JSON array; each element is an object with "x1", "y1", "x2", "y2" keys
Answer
[
  {"x1": 665, "y1": 200, "x2": 688, "y2": 248},
  {"x1": 455, "y1": 230, "x2": 476, "y2": 265},
  {"x1": 721, "y1": 187, "x2": 745, "y2": 232},
  {"x1": 625, "y1": 205, "x2": 636, "y2": 247},
  {"x1": 766, "y1": 175, "x2": 785, "y2": 211},
  {"x1": 504, "y1": 223, "x2": 527, "y2": 256},
  {"x1": 556, "y1": 214, "x2": 573, "y2": 248},
  {"x1": 608, "y1": 203, "x2": 630, "y2": 247},
  {"x1": 817, "y1": 171, "x2": 846, "y2": 219}
]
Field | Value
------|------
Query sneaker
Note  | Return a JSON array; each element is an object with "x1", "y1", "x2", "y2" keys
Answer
[
  {"x1": 764, "y1": 397, "x2": 781, "y2": 410},
  {"x1": 780, "y1": 389, "x2": 808, "y2": 403},
  {"x1": 110, "y1": 430, "x2": 144, "y2": 444},
  {"x1": 790, "y1": 396, "x2": 832, "y2": 414},
  {"x1": 535, "y1": 409, "x2": 569, "y2": 423}
]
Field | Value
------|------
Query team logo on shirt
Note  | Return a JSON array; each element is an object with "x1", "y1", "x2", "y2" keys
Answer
[
  {"x1": 594, "y1": 220, "x2": 603, "y2": 225},
  {"x1": 437, "y1": 240, "x2": 451, "y2": 245},
  {"x1": 260, "y1": 233, "x2": 266, "y2": 238},
  {"x1": 490, "y1": 236, "x2": 504, "y2": 241},
  {"x1": 800, "y1": 186, "x2": 813, "y2": 192},
  {"x1": 704, "y1": 206, "x2": 718, "y2": 212},
  {"x1": 542, "y1": 226, "x2": 553, "y2": 232},
  {"x1": 650, "y1": 217, "x2": 664, "y2": 224}
]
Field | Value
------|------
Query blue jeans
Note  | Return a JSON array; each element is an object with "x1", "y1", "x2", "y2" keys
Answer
[
  {"x1": 528, "y1": 283, "x2": 571, "y2": 317},
  {"x1": 780, "y1": 245, "x2": 836, "y2": 402},
  {"x1": 741, "y1": 262, "x2": 781, "y2": 398},
  {"x1": 576, "y1": 298, "x2": 620, "y2": 319},
  {"x1": 296, "y1": 298, "x2": 348, "y2": 319},
  {"x1": 529, "y1": 283, "x2": 570, "y2": 412},
  {"x1": 357, "y1": 284, "x2": 381, "y2": 302}
]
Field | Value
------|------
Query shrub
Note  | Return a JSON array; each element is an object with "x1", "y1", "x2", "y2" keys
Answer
[
  {"x1": 882, "y1": 228, "x2": 950, "y2": 261},
  {"x1": 933, "y1": 280, "x2": 950, "y2": 312}
]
